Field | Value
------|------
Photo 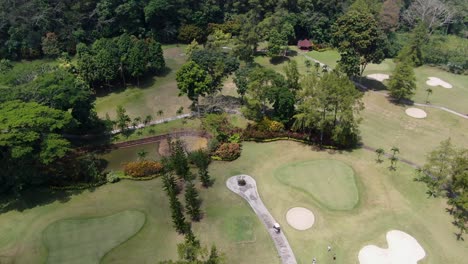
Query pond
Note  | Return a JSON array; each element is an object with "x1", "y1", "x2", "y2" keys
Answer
[{"x1": 100, "y1": 142, "x2": 161, "y2": 172}]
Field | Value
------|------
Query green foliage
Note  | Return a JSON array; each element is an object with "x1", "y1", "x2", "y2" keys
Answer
[
  {"x1": 267, "y1": 29, "x2": 287, "y2": 57},
  {"x1": 176, "y1": 61, "x2": 212, "y2": 104},
  {"x1": 190, "y1": 49, "x2": 239, "y2": 91},
  {"x1": 0, "y1": 100, "x2": 73, "y2": 192},
  {"x1": 178, "y1": 24, "x2": 204, "y2": 43},
  {"x1": 41, "y1": 32, "x2": 61, "y2": 58},
  {"x1": 106, "y1": 171, "x2": 121, "y2": 183},
  {"x1": 397, "y1": 22, "x2": 427, "y2": 67},
  {"x1": 284, "y1": 60, "x2": 301, "y2": 92},
  {"x1": 293, "y1": 71, "x2": 364, "y2": 147},
  {"x1": 332, "y1": 9, "x2": 386, "y2": 76},
  {"x1": 417, "y1": 139, "x2": 468, "y2": 239},
  {"x1": 168, "y1": 190, "x2": 188, "y2": 234},
  {"x1": 233, "y1": 66, "x2": 252, "y2": 100},
  {"x1": 185, "y1": 181, "x2": 202, "y2": 221},
  {"x1": 388, "y1": 60, "x2": 416, "y2": 102},
  {"x1": 115, "y1": 105, "x2": 131, "y2": 132},
  {"x1": 169, "y1": 139, "x2": 191, "y2": 181}
]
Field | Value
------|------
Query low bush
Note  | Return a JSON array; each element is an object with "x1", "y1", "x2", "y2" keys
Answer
[
  {"x1": 214, "y1": 143, "x2": 241, "y2": 161},
  {"x1": 243, "y1": 124, "x2": 309, "y2": 141},
  {"x1": 123, "y1": 161, "x2": 164, "y2": 178}
]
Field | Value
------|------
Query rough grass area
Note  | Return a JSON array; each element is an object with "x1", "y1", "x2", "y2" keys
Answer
[
  {"x1": 95, "y1": 45, "x2": 192, "y2": 120},
  {"x1": 43, "y1": 210, "x2": 145, "y2": 264},
  {"x1": 274, "y1": 160, "x2": 359, "y2": 210},
  {"x1": 0, "y1": 142, "x2": 467, "y2": 263}
]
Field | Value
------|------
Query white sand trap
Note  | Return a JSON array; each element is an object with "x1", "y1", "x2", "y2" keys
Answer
[
  {"x1": 405, "y1": 108, "x2": 427, "y2": 119},
  {"x1": 367, "y1": 73, "x2": 390, "y2": 82},
  {"x1": 286, "y1": 207, "x2": 315, "y2": 230},
  {"x1": 358, "y1": 230, "x2": 426, "y2": 264},
  {"x1": 426, "y1": 77, "x2": 452, "y2": 89}
]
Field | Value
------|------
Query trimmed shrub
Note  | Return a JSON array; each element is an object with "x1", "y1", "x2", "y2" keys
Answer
[
  {"x1": 214, "y1": 143, "x2": 241, "y2": 161},
  {"x1": 123, "y1": 161, "x2": 164, "y2": 178}
]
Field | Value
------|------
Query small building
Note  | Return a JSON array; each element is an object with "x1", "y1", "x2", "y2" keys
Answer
[{"x1": 297, "y1": 39, "x2": 313, "y2": 50}]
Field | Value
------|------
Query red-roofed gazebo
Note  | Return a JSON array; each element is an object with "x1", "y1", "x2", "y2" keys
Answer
[{"x1": 297, "y1": 39, "x2": 313, "y2": 50}]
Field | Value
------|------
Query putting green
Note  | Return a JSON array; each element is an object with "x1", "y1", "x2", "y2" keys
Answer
[
  {"x1": 43, "y1": 210, "x2": 145, "y2": 264},
  {"x1": 274, "y1": 159, "x2": 359, "y2": 210}
]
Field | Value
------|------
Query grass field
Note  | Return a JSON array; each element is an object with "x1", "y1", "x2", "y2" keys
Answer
[
  {"x1": 360, "y1": 92, "x2": 468, "y2": 165},
  {"x1": 95, "y1": 45, "x2": 192, "y2": 120},
  {"x1": 274, "y1": 160, "x2": 359, "y2": 210},
  {"x1": 43, "y1": 210, "x2": 145, "y2": 264},
  {"x1": 1, "y1": 141, "x2": 467, "y2": 263}
]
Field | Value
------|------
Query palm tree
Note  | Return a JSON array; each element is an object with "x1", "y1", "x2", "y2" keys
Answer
[
  {"x1": 389, "y1": 155, "x2": 399, "y2": 170},
  {"x1": 137, "y1": 149, "x2": 148, "y2": 161},
  {"x1": 144, "y1": 115, "x2": 152, "y2": 126},
  {"x1": 390, "y1": 146, "x2": 400, "y2": 156},
  {"x1": 425, "y1": 88, "x2": 433, "y2": 103},
  {"x1": 157, "y1": 109, "x2": 164, "y2": 117},
  {"x1": 375, "y1": 148, "x2": 385, "y2": 163},
  {"x1": 134, "y1": 117, "x2": 142, "y2": 126},
  {"x1": 176, "y1": 107, "x2": 184, "y2": 115}
]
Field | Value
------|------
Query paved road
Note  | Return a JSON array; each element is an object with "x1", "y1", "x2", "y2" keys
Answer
[{"x1": 226, "y1": 175, "x2": 297, "y2": 264}]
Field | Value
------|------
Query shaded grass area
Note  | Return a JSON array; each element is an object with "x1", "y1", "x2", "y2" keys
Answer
[
  {"x1": 43, "y1": 210, "x2": 145, "y2": 264},
  {"x1": 274, "y1": 160, "x2": 359, "y2": 210},
  {"x1": 111, "y1": 118, "x2": 201, "y2": 143},
  {"x1": 0, "y1": 142, "x2": 467, "y2": 263},
  {"x1": 95, "y1": 45, "x2": 192, "y2": 120}
]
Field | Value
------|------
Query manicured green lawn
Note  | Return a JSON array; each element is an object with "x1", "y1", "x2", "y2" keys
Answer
[
  {"x1": 274, "y1": 160, "x2": 359, "y2": 210},
  {"x1": 0, "y1": 141, "x2": 467, "y2": 263},
  {"x1": 43, "y1": 210, "x2": 145, "y2": 264},
  {"x1": 360, "y1": 92, "x2": 468, "y2": 165},
  {"x1": 95, "y1": 45, "x2": 192, "y2": 120}
]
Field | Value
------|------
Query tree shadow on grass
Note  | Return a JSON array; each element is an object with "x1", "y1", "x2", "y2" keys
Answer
[
  {"x1": 0, "y1": 187, "x2": 85, "y2": 214},
  {"x1": 269, "y1": 56, "x2": 290, "y2": 65},
  {"x1": 360, "y1": 77, "x2": 388, "y2": 91}
]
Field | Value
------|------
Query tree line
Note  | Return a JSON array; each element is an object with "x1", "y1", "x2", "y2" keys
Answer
[{"x1": 1, "y1": 0, "x2": 465, "y2": 60}]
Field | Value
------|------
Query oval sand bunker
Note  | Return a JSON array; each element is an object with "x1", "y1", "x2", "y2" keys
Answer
[
  {"x1": 286, "y1": 207, "x2": 315, "y2": 230},
  {"x1": 405, "y1": 108, "x2": 427, "y2": 119},
  {"x1": 367, "y1": 73, "x2": 389, "y2": 82}
]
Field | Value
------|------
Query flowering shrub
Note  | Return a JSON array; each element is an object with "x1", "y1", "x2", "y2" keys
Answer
[
  {"x1": 243, "y1": 125, "x2": 309, "y2": 141},
  {"x1": 123, "y1": 161, "x2": 164, "y2": 178},
  {"x1": 214, "y1": 143, "x2": 241, "y2": 161}
]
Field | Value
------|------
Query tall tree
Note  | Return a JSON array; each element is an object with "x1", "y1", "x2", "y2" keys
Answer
[
  {"x1": 403, "y1": 0, "x2": 455, "y2": 33},
  {"x1": 185, "y1": 181, "x2": 202, "y2": 221},
  {"x1": 176, "y1": 61, "x2": 212, "y2": 115},
  {"x1": 284, "y1": 60, "x2": 301, "y2": 92},
  {"x1": 169, "y1": 139, "x2": 190, "y2": 181},
  {"x1": 115, "y1": 105, "x2": 131, "y2": 132},
  {"x1": 416, "y1": 139, "x2": 467, "y2": 239},
  {"x1": 397, "y1": 22, "x2": 428, "y2": 67},
  {"x1": 168, "y1": 190, "x2": 188, "y2": 234},
  {"x1": 388, "y1": 60, "x2": 416, "y2": 102},
  {"x1": 0, "y1": 101, "x2": 73, "y2": 193},
  {"x1": 332, "y1": 9, "x2": 386, "y2": 77}
]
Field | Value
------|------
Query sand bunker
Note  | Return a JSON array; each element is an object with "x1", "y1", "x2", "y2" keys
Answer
[
  {"x1": 405, "y1": 108, "x2": 427, "y2": 119},
  {"x1": 426, "y1": 77, "x2": 452, "y2": 89},
  {"x1": 358, "y1": 230, "x2": 426, "y2": 264},
  {"x1": 367, "y1": 73, "x2": 390, "y2": 82},
  {"x1": 286, "y1": 207, "x2": 315, "y2": 230}
]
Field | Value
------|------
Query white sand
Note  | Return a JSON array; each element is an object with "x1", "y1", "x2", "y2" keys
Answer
[
  {"x1": 426, "y1": 77, "x2": 452, "y2": 89},
  {"x1": 358, "y1": 230, "x2": 426, "y2": 264},
  {"x1": 367, "y1": 73, "x2": 390, "y2": 82},
  {"x1": 405, "y1": 108, "x2": 427, "y2": 119},
  {"x1": 286, "y1": 207, "x2": 315, "y2": 230}
]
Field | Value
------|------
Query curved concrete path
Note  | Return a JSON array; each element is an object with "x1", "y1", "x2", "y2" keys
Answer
[{"x1": 226, "y1": 175, "x2": 297, "y2": 264}]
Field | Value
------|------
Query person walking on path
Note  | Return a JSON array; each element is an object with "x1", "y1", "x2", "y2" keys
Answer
[{"x1": 327, "y1": 245, "x2": 332, "y2": 252}]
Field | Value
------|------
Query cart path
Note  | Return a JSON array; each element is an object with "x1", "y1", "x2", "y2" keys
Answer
[
  {"x1": 226, "y1": 175, "x2": 297, "y2": 264},
  {"x1": 301, "y1": 53, "x2": 467, "y2": 120}
]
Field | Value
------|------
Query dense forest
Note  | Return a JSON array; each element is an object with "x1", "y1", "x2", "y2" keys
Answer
[{"x1": 0, "y1": 0, "x2": 466, "y2": 59}]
